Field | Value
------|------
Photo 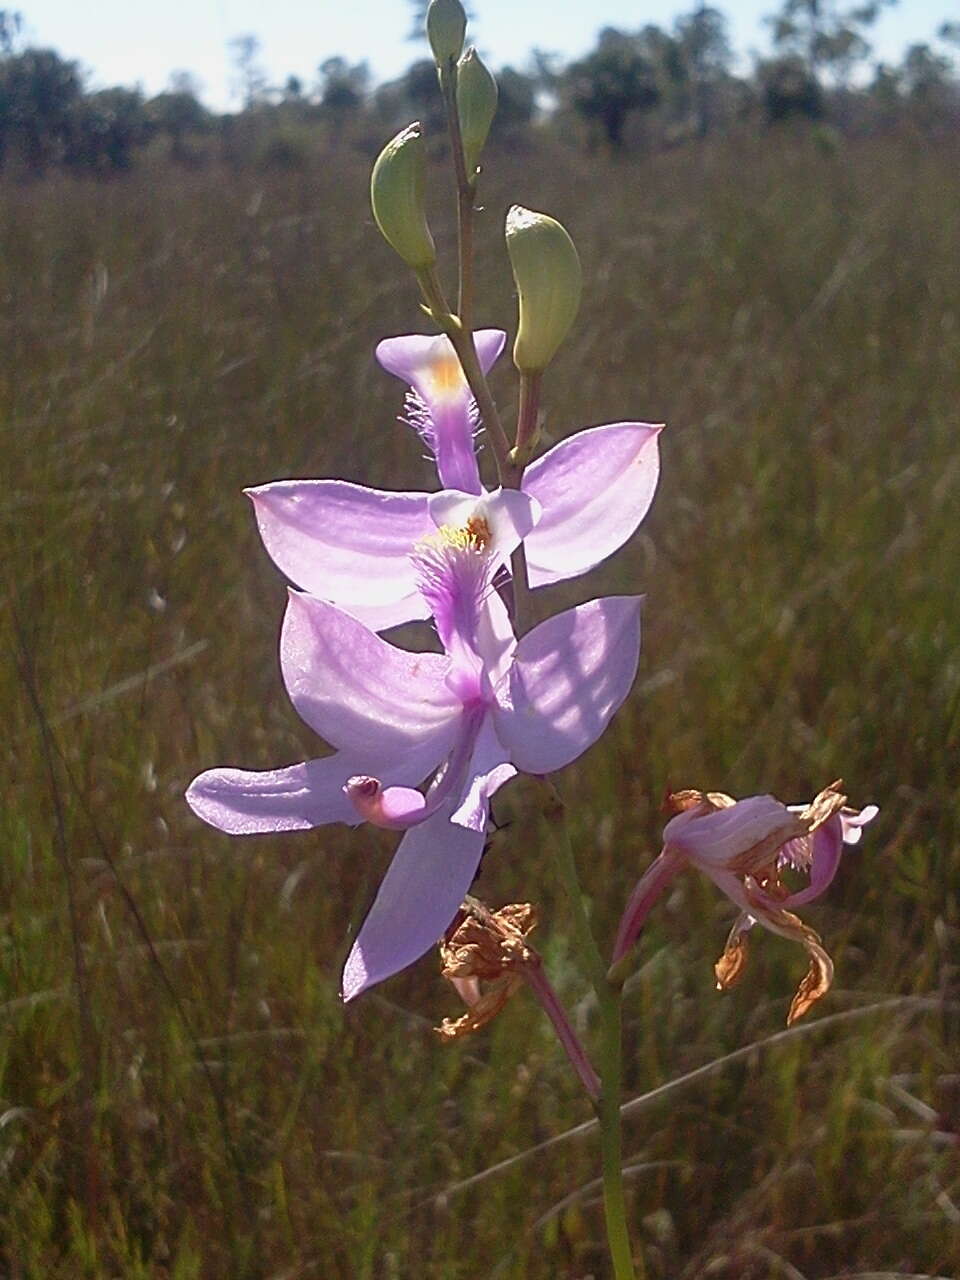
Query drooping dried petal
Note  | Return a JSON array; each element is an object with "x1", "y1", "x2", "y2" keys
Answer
[
  {"x1": 758, "y1": 906, "x2": 835, "y2": 1025},
  {"x1": 714, "y1": 918, "x2": 751, "y2": 991},
  {"x1": 436, "y1": 975, "x2": 524, "y2": 1040}
]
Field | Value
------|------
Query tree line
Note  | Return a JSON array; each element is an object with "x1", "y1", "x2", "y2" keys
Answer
[{"x1": 0, "y1": 1, "x2": 957, "y2": 177}]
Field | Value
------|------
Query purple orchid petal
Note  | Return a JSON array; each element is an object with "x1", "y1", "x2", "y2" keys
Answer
[
  {"x1": 664, "y1": 795, "x2": 794, "y2": 868},
  {"x1": 247, "y1": 480, "x2": 432, "y2": 629},
  {"x1": 376, "y1": 330, "x2": 506, "y2": 495},
  {"x1": 494, "y1": 596, "x2": 643, "y2": 774},
  {"x1": 376, "y1": 329, "x2": 505, "y2": 391},
  {"x1": 186, "y1": 757, "x2": 363, "y2": 834},
  {"x1": 187, "y1": 735, "x2": 459, "y2": 837},
  {"x1": 522, "y1": 423, "x2": 662, "y2": 587},
  {"x1": 611, "y1": 846, "x2": 687, "y2": 963},
  {"x1": 341, "y1": 802, "x2": 487, "y2": 1001},
  {"x1": 280, "y1": 592, "x2": 460, "y2": 759}
]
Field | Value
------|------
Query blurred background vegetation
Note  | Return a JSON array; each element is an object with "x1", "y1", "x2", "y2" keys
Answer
[
  {"x1": 1, "y1": 1, "x2": 959, "y2": 1276},
  {"x1": 0, "y1": 1, "x2": 958, "y2": 175}
]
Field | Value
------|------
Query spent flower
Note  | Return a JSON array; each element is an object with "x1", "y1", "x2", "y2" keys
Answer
[{"x1": 612, "y1": 783, "x2": 878, "y2": 1024}]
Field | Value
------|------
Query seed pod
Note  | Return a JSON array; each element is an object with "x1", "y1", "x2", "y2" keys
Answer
[
  {"x1": 506, "y1": 205, "x2": 582, "y2": 373},
  {"x1": 370, "y1": 123, "x2": 436, "y2": 270},
  {"x1": 427, "y1": 0, "x2": 467, "y2": 66},
  {"x1": 457, "y1": 47, "x2": 498, "y2": 177}
]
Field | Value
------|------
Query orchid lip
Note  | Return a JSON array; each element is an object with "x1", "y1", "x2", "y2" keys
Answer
[{"x1": 344, "y1": 706, "x2": 488, "y2": 831}]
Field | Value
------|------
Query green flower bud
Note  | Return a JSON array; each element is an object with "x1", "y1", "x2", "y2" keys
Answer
[
  {"x1": 505, "y1": 205, "x2": 582, "y2": 373},
  {"x1": 457, "y1": 47, "x2": 498, "y2": 177},
  {"x1": 426, "y1": 0, "x2": 466, "y2": 66},
  {"x1": 370, "y1": 123, "x2": 436, "y2": 271}
]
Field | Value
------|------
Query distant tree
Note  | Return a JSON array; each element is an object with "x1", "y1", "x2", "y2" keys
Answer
[
  {"x1": 147, "y1": 85, "x2": 210, "y2": 162},
  {"x1": 395, "y1": 57, "x2": 447, "y2": 131},
  {"x1": 317, "y1": 56, "x2": 369, "y2": 116},
  {"x1": 229, "y1": 33, "x2": 268, "y2": 109},
  {"x1": 0, "y1": 8, "x2": 21, "y2": 55},
  {"x1": 0, "y1": 47, "x2": 83, "y2": 172},
  {"x1": 898, "y1": 41, "x2": 957, "y2": 126},
  {"x1": 66, "y1": 86, "x2": 151, "y2": 171},
  {"x1": 757, "y1": 54, "x2": 824, "y2": 121},
  {"x1": 563, "y1": 27, "x2": 660, "y2": 148},
  {"x1": 492, "y1": 66, "x2": 535, "y2": 135},
  {"x1": 673, "y1": 4, "x2": 733, "y2": 135},
  {"x1": 767, "y1": 0, "x2": 894, "y2": 88}
]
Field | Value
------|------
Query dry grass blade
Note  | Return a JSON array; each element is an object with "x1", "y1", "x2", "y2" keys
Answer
[{"x1": 423, "y1": 998, "x2": 956, "y2": 1206}]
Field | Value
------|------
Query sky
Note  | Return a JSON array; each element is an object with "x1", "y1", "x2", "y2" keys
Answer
[{"x1": 17, "y1": 0, "x2": 958, "y2": 109}]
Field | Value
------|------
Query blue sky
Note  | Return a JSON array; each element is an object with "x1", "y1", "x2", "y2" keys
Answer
[{"x1": 19, "y1": 0, "x2": 957, "y2": 108}]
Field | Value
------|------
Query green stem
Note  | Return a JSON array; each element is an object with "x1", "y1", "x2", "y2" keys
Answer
[
  {"x1": 438, "y1": 61, "x2": 475, "y2": 332},
  {"x1": 543, "y1": 782, "x2": 641, "y2": 1280},
  {"x1": 514, "y1": 371, "x2": 542, "y2": 468}
]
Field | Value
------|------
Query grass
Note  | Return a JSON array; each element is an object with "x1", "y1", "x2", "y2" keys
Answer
[{"x1": 1, "y1": 124, "x2": 958, "y2": 1277}]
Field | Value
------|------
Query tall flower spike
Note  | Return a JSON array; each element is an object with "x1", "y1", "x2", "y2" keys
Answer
[
  {"x1": 187, "y1": 489, "x2": 643, "y2": 1002},
  {"x1": 611, "y1": 783, "x2": 878, "y2": 1024},
  {"x1": 248, "y1": 331, "x2": 662, "y2": 631}
]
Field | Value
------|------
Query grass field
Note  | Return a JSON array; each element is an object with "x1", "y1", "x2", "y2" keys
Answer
[{"x1": 2, "y1": 125, "x2": 959, "y2": 1278}]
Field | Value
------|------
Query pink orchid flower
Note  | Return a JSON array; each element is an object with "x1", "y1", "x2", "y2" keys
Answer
[
  {"x1": 246, "y1": 329, "x2": 661, "y2": 630},
  {"x1": 187, "y1": 489, "x2": 642, "y2": 1001},
  {"x1": 612, "y1": 784, "x2": 878, "y2": 1024}
]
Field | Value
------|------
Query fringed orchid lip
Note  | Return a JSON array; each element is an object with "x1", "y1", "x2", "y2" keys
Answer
[
  {"x1": 376, "y1": 329, "x2": 506, "y2": 494},
  {"x1": 611, "y1": 782, "x2": 878, "y2": 1023}
]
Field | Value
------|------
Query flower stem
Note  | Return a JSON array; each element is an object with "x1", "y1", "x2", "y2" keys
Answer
[
  {"x1": 514, "y1": 371, "x2": 542, "y2": 467},
  {"x1": 542, "y1": 781, "x2": 642, "y2": 1280},
  {"x1": 523, "y1": 958, "x2": 601, "y2": 1101},
  {"x1": 438, "y1": 61, "x2": 475, "y2": 333}
]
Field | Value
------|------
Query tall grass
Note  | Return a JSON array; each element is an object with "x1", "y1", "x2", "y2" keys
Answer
[{"x1": 1, "y1": 127, "x2": 958, "y2": 1278}]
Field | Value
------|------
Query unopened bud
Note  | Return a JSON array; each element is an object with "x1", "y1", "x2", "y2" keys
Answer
[
  {"x1": 457, "y1": 47, "x2": 498, "y2": 176},
  {"x1": 427, "y1": 0, "x2": 466, "y2": 66},
  {"x1": 370, "y1": 123, "x2": 436, "y2": 270},
  {"x1": 506, "y1": 205, "x2": 582, "y2": 373}
]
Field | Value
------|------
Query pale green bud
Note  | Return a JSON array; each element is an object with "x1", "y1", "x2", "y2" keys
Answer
[
  {"x1": 426, "y1": 0, "x2": 466, "y2": 66},
  {"x1": 370, "y1": 123, "x2": 436, "y2": 270},
  {"x1": 457, "y1": 47, "x2": 497, "y2": 177},
  {"x1": 505, "y1": 205, "x2": 582, "y2": 373}
]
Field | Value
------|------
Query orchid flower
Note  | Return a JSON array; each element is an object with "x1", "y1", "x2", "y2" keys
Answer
[
  {"x1": 187, "y1": 489, "x2": 642, "y2": 1001},
  {"x1": 247, "y1": 329, "x2": 661, "y2": 630},
  {"x1": 612, "y1": 783, "x2": 878, "y2": 1024}
]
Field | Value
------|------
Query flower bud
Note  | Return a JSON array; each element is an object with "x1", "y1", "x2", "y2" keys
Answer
[
  {"x1": 506, "y1": 205, "x2": 582, "y2": 373},
  {"x1": 370, "y1": 123, "x2": 436, "y2": 270},
  {"x1": 456, "y1": 47, "x2": 497, "y2": 177},
  {"x1": 426, "y1": 0, "x2": 466, "y2": 66}
]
